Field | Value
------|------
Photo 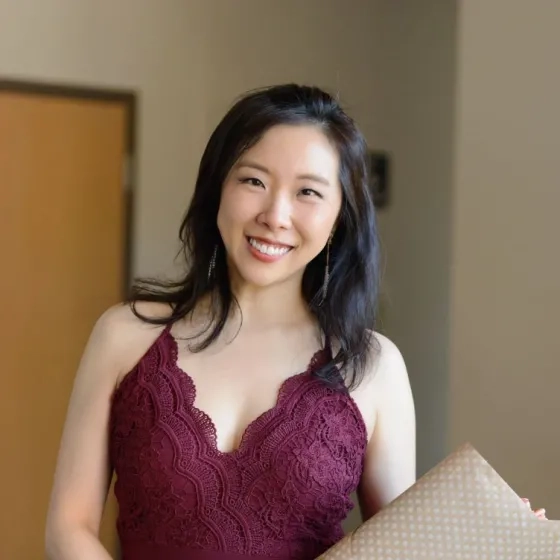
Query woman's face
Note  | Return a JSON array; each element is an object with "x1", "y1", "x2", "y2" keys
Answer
[{"x1": 217, "y1": 124, "x2": 343, "y2": 290}]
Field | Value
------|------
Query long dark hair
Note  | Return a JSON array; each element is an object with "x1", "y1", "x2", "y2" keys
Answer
[{"x1": 130, "y1": 84, "x2": 380, "y2": 389}]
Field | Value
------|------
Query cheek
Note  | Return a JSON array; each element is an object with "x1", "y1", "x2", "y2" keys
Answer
[
  {"x1": 217, "y1": 188, "x2": 254, "y2": 236},
  {"x1": 297, "y1": 206, "x2": 339, "y2": 246}
]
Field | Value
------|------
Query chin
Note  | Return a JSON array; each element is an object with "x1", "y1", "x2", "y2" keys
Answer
[
  {"x1": 231, "y1": 262, "x2": 297, "y2": 290},
  {"x1": 236, "y1": 271, "x2": 285, "y2": 289}
]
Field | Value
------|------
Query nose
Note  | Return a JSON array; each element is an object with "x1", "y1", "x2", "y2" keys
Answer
[{"x1": 257, "y1": 192, "x2": 292, "y2": 231}]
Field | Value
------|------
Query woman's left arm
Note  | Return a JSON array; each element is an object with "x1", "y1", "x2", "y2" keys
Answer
[
  {"x1": 355, "y1": 335, "x2": 548, "y2": 522},
  {"x1": 357, "y1": 334, "x2": 417, "y2": 521}
]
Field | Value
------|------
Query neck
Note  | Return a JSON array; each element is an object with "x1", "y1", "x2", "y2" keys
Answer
[{"x1": 229, "y1": 277, "x2": 311, "y2": 330}]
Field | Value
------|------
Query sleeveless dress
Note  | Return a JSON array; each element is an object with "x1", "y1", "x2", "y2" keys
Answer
[{"x1": 110, "y1": 325, "x2": 367, "y2": 560}]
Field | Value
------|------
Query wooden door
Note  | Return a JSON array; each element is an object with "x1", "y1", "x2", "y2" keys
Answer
[{"x1": 0, "y1": 82, "x2": 134, "y2": 559}]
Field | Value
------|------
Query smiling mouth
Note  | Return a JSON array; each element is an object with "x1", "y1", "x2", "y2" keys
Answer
[{"x1": 247, "y1": 236, "x2": 293, "y2": 256}]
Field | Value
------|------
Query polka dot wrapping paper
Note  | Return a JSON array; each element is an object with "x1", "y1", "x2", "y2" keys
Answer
[{"x1": 318, "y1": 443, "x2": 560, "y2": 559}]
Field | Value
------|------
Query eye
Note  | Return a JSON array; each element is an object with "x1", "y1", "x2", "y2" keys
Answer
[
  {"x1": 299, "y1": 188, "x2": 323, "y2": 199},
  {"x1": 240, "y1": 177, "x2": 265, "y2": 188}
]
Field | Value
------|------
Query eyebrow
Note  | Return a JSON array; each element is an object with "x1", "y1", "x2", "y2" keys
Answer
[{"x1": 235, "y1": 160, "x2": 331, "y2": 186}]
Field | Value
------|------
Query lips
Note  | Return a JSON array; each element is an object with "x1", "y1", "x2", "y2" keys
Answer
[
  {"x1": 247, "y1": 236, "x2": 294, "y2": 257},
  {"x1": 247, "y1": 236, "x2": 294, "y2": 248}
]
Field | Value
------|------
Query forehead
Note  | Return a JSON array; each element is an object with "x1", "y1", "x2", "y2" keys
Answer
[{"x1": 240, "y1": 125, "x2": 340, "y2": 178}]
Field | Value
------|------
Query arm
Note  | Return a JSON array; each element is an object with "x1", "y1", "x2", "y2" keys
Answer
[
  {"x1": 357, "y1": 334, "x2": 416, "y2": 521},
  {"x1": 45, "y1": 307, "x2": 126, "y2": 559}
]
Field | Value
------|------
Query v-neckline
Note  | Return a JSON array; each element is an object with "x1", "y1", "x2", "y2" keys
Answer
[{"x1": 163, "y1": 326, "x2": 327, "y2": 457}]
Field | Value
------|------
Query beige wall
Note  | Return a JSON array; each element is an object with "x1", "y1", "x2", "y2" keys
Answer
[
  {"x1": 370, "y1": 1, "x2": 457, "y2": 477},
  {"x1": 449, "y1": 1, "x2": 560, "y2": 518},
  {"x1": 369, "y1": 0, "x2": 560, "y2": 521}
]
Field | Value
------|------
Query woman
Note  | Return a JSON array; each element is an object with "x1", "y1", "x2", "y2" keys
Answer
[{"x1": 44, "y1": 84, "x2": 542, "y2": 560}]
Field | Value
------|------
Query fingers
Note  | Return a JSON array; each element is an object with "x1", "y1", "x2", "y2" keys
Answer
[
  {"x1": 521, "y1": 497, "x2": 547, "y2": 520},
  {"x1": 534, "y1": 508, "x2": 547, "y2": 520}
]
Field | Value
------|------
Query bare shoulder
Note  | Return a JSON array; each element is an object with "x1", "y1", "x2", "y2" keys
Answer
[
  {"x1": 92, "y1": 301, "x2": 171, "y2": 347},
  {"x1": 351, "y1": 331, "x2": 413, "y2": 437},
  {"x1": 369, "y1": 331, "x2": 408, "y2": 383},
  {"x1": 96, "y1": 300, "x2": 171, "y2": 333},
  {"x1": 88, "y1": 301, "x2": 173, "y2": 383},
  {"x1": 352, "y1": 331, "x2": 408, "y2": 393},
  {"x1": 367, "y1": 332, "x2": 413, "y2": 409}
]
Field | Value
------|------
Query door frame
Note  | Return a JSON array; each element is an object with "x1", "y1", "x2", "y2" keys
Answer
[{"x1": 0, "y1": 77, "x2": 137, "y2": 297}]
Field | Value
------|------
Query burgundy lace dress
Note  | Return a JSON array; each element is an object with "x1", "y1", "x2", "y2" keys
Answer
[{"x1": 110, "y1": 325, "x2": 367, "y2": 560}]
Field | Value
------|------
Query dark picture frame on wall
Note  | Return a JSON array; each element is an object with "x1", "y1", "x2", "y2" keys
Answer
[{"x1": 368, "y1": 150, "x2": 390, "y2": 209}]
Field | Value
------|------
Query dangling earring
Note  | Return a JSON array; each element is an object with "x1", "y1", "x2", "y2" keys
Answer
[
  {"x1": 207, "y1": 245, "x2": 217, "y2": 281},
  {"x1": 320, "y1": 235, "x2": 333, "y2": 305}
]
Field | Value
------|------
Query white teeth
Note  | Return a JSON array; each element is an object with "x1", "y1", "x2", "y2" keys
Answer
[{"x1": 249, "y1": 237, "x2": 290, "y2": 256}]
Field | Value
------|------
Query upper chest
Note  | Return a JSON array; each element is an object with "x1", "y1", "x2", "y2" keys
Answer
[
  {"x1": 114, "y1": 327, "x2": 373, "y2": 456},
  {"x1": 169, "y1": 327, "x2": 327, "y2": 453},
  {"x1": 173, "y1": 329, "x2": 376, "y2": 450}
]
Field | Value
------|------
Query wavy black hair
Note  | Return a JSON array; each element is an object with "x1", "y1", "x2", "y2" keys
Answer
[{"x1": 130, "y1": 84, "x2": 380, "y2": 389}]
